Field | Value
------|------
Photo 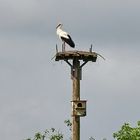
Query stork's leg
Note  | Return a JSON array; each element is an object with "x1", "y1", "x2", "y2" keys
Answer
[
  {"x1": 62, "y1": 43, "x2": 63, "y2": 52},
  {"x1": 64, "y1": 42, "x2": 65, "y2": 52},
  {"x1": 62, "y1": 42, "x2": 65, "y2": 52}
]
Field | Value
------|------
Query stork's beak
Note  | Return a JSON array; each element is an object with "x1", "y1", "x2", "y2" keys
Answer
[{"x1": 56, "y1": 23, "x2": 63, "y2": 29}]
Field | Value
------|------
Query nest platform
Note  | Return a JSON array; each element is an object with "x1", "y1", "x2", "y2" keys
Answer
[{"x1": 55, "y1": 50, "x2": 97, "y2": 62}]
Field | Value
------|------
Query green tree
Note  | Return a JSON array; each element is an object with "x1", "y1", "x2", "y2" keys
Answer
[
  {"x1": 25, "y1": 120, "x2": 71, "y2": 140},
  {"x1": 25, "y1": 128, "x2": 63, "y2": 140},
  {"x1": 113, "y1": 121, "x2": 140, "y2": 140}
]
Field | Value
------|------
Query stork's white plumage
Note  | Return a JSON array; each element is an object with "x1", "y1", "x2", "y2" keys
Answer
[{"x1": 56, "y1": 24, "x2": 75, "y2": 50}]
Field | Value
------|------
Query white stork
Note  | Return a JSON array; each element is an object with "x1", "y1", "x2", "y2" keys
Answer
[{"x1": 56, "y1": 23, "x2": 75, "y2": 51}]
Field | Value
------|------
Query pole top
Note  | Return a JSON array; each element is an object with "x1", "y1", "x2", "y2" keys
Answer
[{"x1": 55, "y1": 50, "x2": 97, "y2": 62}]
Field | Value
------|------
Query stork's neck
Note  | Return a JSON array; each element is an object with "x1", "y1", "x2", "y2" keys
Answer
[{"x1": 56, "y1": 27, "x2": 63, "y2": 35}]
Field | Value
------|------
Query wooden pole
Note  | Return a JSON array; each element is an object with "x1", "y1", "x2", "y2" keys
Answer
[
  {"x1": 72, "y1": 58, "x2": 80, "y2": 140},
  {"x1": 55, "y1": 50, "x2": 97, "y2": 140}
]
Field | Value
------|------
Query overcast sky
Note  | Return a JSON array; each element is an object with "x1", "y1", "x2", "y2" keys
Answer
[{"x1": 0, "y1": 0, "x2": 140, "y2": 140}]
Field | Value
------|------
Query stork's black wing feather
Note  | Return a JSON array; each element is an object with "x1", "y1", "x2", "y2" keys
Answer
[{"x1": 61, "y1": 35, "x2": 75, "y2": 48}]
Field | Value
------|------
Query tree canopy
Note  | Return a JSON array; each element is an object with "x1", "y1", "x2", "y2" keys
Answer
[{"x1": 113, "y1": 121, "x2": 140, "y2": 140}]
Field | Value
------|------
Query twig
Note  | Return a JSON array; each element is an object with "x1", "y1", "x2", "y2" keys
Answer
[
  {"x1": 51, "y1": 53, "x2": 57, "y2": 60},
  {"x1": 96, "y1": 53, "x2": 106, "y2": 60}
]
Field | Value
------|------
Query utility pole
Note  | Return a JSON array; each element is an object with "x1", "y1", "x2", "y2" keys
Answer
[{"x1": 55, "y1": 48, "x2": 97, "y2": 140}]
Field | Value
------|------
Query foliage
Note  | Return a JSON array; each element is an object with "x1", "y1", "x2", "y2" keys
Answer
[
  {"x1": 25, "y1": 128, "x2": 63, "y2": 140},
  {"x1": 25, "y1": 120, "x2": 72, "y2": 140},
  {"x1": 113, "y1": 121, "x2": 140, "y2": 140},
  {"x1": 64, "y1": 119, "x2": 72, "y2": 131}
]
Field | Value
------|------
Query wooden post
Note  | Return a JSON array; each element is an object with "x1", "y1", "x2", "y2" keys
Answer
[
  {"x1": 55, "y1": 50, "x2": 97, "y2": 140},
  {"x1": 72, "y1": 59, "x2": 80, "y2": 140}
]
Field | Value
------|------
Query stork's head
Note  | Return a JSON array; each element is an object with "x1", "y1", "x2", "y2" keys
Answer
[{"x1": 56, "y1": 23, "x2": 63, "y2": 29}]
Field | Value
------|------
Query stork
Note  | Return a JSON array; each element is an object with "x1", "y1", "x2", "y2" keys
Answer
[{"x1": 56, "y1": 23, "x2": 75, "y2": 51}]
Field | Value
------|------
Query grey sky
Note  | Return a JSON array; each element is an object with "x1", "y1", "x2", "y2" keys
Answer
[{"x1": 0, "y1": 0, "x2": 140, "y2": 140}]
